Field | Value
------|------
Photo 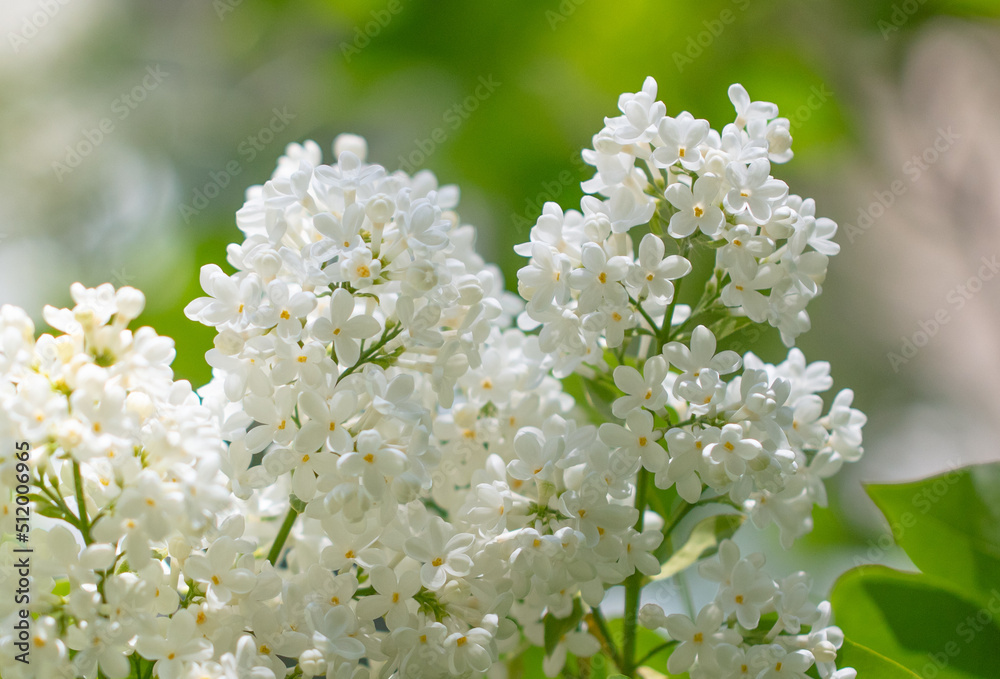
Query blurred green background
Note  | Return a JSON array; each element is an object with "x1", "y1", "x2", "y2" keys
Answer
[{"x1": 3, "y1": 0, "x2": 1000, "y2": 586}]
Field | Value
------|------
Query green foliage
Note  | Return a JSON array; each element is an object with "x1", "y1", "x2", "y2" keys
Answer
[
  {"x1": 837, "y1": 638, "x2": 921, "y2": 678},
  {"x1": 651, "y1": 512, "x2": 744, "y2": 582},
  {"x1": 866, "y1": 466, "x2": 1000, "y2": 604},
  {"x1": 831, "y1": 464, "x2": 1000, "y2": 679},
  {"x1": 592, "y1": 618, "x2": 681, "y2": 679},
  {"x1": 833, "y1": 567, "x2": 1000, "y2": 679},
  {"x1": 543, "y1": 598, "x2": 584, "y2": 656}
]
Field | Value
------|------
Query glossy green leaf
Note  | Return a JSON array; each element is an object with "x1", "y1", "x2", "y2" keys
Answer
[
  {"x1": 651, "y1": 512, "x2": 744, "y2": 581},
  {"x1": 866, "y1": 463, "x2": 1000, "y2": 604},
  {"x1": 831, "y1": 565, "x2": 1000, "y2": 679},
  {"x1": 838, "y1": 638, "x2": 921, "y2": 678}
]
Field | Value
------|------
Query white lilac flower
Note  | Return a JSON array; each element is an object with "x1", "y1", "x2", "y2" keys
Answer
[
  {"x1": 664, "y1": 174, "x2": 726, "y2": 238},
  {"x1": 5, "y1": 81, "x2": 864, "y2": 678}
]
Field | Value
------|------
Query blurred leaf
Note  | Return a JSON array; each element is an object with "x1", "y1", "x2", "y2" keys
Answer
[
  {"x1": 508, "y1": 644, "x2": 547, "y2": 678},
  {"x1": 646, "y1": 482, "x2": 679, "y2": 527},
  {"x1": 866, "y1": 463, "x2": 1000, "y2": 603},
  {"x1": 838, "y1": 638, "x2": 921, "y2": 678},
  {"x1": 831, "y1": 565, "x2": 1000, "y2": 679},
  {"x1": 708, "y1": 314, "x2": 756, "y2": 342},
  {"x1": 561, "y1": 372, "x2": 619, "y2": 427},
  {"x1": 544, "y1": 598, "x2": 583, "y2": 656},
  {"x1": 591, "y1": 618, "x2": 682, "y2": 679},
  {"x1": 651, "y1": 513, "x2": 744, "y2": 581}
]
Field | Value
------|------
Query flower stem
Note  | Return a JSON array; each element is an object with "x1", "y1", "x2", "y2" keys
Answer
[
  {"x1": 267, "y1": 505, "x2": 299, "y2": 566},
  {"x1": 72, "y1": 460, "x2": 92, "y2": 545},
  {"x1": 636, "y1": 639, "x2": 678, "y2": 667},
  {"x1": 623, "y1": 467, "x2": 650, "y2": 676},
  {"x1": 588, "y1": 607, "x2": 623, "y2": 671}
]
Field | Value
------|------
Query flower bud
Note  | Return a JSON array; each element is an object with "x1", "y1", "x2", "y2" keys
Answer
[
  {"x1": 126, "y1": 391, "x2": 155, "y2": 420},
  {"x1": 333, "y1": 133, "x2": 368, "y2": 163},
  {"x1": 366, "y1": 193, "x2": 395, "y2": 224},
  {"x1": 115, "y1": 287, "x2": 146, "y2": 321},
  {"x1": 812, "y1": 640, "x2": 838, "y2": 663},
  {"x1": 214, "y1": 328, "x2": 245, "y2": 355},
  {"x1": 168, "y1": 536, "x2": 192, "y2": 561},
  {"x1": 639, "y1": 603, "x2": 668, "y2": 630}
]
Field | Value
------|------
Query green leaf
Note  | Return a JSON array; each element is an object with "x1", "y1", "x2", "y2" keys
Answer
[
  {"x1": 866, "y1": 463, "x2": 1000, "y2": 604},
  {"x1": 838, "y1": 638, "x2": 921, "y2": 678},
  {"x1": 831, "y1": 565, "x2": 1000, "y2": 679},
  {"x1": 561, "y1": 373, "x2": 616, "y2": 427},
  {"x1": 508, "y1": 644, "x2": 547, "y2": 678},
  {"x1": 543, "y1": 598, "x2": 583, "y2": 656},
  {"x1": 645, "y1": 482, "x2": 679, "y2": 529},
  {"x1": 650, "y1": 513, "x2": 744, "y2": 581},
  {"x1": 34, "y1": 503, "x2": 69, "y2": 520},
  {"x1": 708, "y1": 314, "x2": 755, "y2": 342},
  {"x1": 591, "y1": 618, "x2": 685, "y2": 679}
]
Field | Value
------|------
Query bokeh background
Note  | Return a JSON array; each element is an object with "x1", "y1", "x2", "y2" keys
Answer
[{"x1": 3, "y1": 0, "x2": 1000, "y2": 590}]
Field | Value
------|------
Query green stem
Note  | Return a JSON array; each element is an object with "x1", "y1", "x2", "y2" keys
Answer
[
  {"x1": 636, "y1": 639, "x2": 678, "y2": 667},
  {"x1": 663, "y1": 500, "x2": 697, "y2": 538},
  {"x1": 266, "y1": 506, "x2": 299, "y2": 566},
  {"x1": 589, "y1": 607, "x2": 623, "y2": 671},
  {"x1": 661, "y1": 277, "x2": 684, "y2": 346},
  {"x1": 338, "y1": 324, "x2": 403, "y2": 380},
  {"x1": 631, "y1": 295, "x2": 660, "y2": 334},
  {"x1": 622, "y1": 467, "x2": 650, "y2": 676},
  {"x1": 72, "y1": 460, "x2": 92, "y2": 544}
]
